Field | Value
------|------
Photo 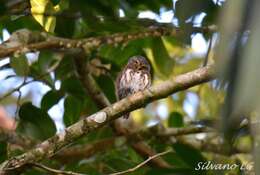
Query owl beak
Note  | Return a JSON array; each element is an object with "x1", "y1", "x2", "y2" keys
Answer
[{"x1": 137, "y1": 65, "x2": 143, "y2": 70}]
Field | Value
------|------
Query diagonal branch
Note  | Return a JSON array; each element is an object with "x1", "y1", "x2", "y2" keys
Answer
[
  {"x1": 0, "y1": 65, "x2": 216, "y2": 173},
  {"x1": 75, "y1": 55, "x2": 170, "y2": 168},
  {"x1": 0, "y1": 128, "x2": 36, "y2": 149}
]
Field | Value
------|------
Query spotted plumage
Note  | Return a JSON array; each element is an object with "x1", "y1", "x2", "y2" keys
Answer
[{"x1": 116, "y1": 56, "x2": 152, "y2": 119}]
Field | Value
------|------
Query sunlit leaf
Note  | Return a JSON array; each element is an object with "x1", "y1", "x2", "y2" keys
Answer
[
  {"x1": 144, "y1": 38, "x2": 174, "y2": 78},
  {"x1": 197, "y1": 84, "x2": 222, "y2": 119},
  {"x1": 30, "y1": 0, "x2": 57, "y2": 32}
]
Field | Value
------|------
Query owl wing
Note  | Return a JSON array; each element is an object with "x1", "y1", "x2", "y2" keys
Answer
[{"x1": 116, "y1": 69, "x2": 133, "y2": 119}]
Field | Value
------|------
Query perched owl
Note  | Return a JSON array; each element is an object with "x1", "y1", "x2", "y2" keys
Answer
[{"x1": 116, "y1": 56, "x2": 152, "y2": 119}]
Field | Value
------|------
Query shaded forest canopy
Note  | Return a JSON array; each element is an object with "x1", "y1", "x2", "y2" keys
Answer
[{"x1": 0, "y1": 0, "x2": 258, "y2": 175}]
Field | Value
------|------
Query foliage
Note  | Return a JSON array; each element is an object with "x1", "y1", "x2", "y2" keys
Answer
[{"x1": 0, "y1": 0, "x2": 253, "y2": 175}]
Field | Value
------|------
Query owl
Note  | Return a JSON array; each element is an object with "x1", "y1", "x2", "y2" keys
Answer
[{"x1": 116, "y1": 56, "x2": 152, "y2": 119}]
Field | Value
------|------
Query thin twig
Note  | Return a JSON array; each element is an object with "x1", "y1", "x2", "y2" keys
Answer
[
  {"x1": 0, "y1": 65, "x2": 58, "y2": 101},
  {"x1": 31, "y1": 163, "x2": 85, "y2": 175},
  {"x1": 158, "y1": 126, "x2": 214, "y2": 137},
  {"x1": 203, "y1": 35, "x2": 213, "y2": 67},
  {"x1": 109, "y1": 150, "x2": 173, "y2": 175},
  {"x1": 0, "y1": 80, "x2": 31, "y2": 101},
  {"x1": 15, "y1": 76, "x2": 27, "y2": 115}
]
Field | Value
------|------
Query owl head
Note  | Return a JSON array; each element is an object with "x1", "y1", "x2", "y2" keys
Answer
[{"x1": 127, "y1": 56, "x2": 151, "y2": 72}]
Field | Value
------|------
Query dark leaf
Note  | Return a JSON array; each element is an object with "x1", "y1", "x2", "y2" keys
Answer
[
  {"x1": 51, "y1": 0, "x2": 60, "y2": 6},
  {"x1": 10, "y1": 54, "x2": 29, "y2": 76},
  {"x1": 172, "y1": 142, "x2": 206, "y2": 173},
  {"x1": 0, "y1": 142, "x2": 7, "y2": 163},
  {"x1": 175, "y1": 0, "x2": 216, "y2": 25},
  {"x1": 55, "y1": 55, "x2": 75, "y2": 80},
  {"x1": 61, "y1": 76, "x2": 86, "y2": 99},
  {"x1": 17, "y1": 103, "x2": 56, "y2": 140},
  {"x1": 95, "y1": 75, "x2": 116, "y2": 103},
  {"x1": 41, "y1": 90, "x2": 64, "y2": 111},
  {"x1": 63, "y1": 95, "x2": 82, "y2": 126},
  {"x1": 168, "y1": 112, "x2": 184, "y2": 128},
  {"x1": 3, "y1": 16, "x2": 42, "y2": 33}
]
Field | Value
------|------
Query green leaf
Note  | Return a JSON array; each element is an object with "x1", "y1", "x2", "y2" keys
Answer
[
  {"x1": 0, "y1": 142, "x2": 7, "y2": 163},
  {"x1": 55, "y1": 55, "x2": 75, "y2": 80},
  {"x1": 164, "y1": 152, "x2": 189, "y2": 168},
  {"x1": 168, "y1": 112, "x2": 184, "y2": 128},
  {"x1": 172, "y1": 142, "x2": 206, "y2": 172},
  {"x1": 10, "y1": 54, "x2": 29, "y2": 76},
  {"x1": 37, "y1": 51, "x2": 57, "y2": 73},
  {"x1": 127, "y1": 147, "x2": 143, "y2": 163},
  {"x1": 99, "y1": 38, "x2": 146, "y2": 66},
  {"x1": 95, "y1": 75, "x2": 116, "y2": 103},
  {"x1": 51, "y1": 0, "x2": 60, "y2": 6},
  {"x1": 144, "y1": 38, "x2": 174, "y2": 78},
  {"x1": 30, "y1": 0, "x2": 57, "y2": 32},
  {"x1": 61, "y1": 76, "x2": 86, "y2": 99},
  {"x1": 29, "y1": 50, "x2": 58, "y2": 87},
  {"x1": 17, "y1": 102, "x2": 56, "y2": 140},
  {"x1": 63, "y1": 95, "x2": 82, "y2": 126},
  {"x1": 41, "y1": 90, "x2": 63, "y2": 111}
]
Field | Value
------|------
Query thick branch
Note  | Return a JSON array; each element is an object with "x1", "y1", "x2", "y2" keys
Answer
[
  {"x1": 0, "y1": 25, "x2": 217, "y2": 60},
  {"x1": 75, "y1": 55, "x2": 170, "y2": 168},
  {"x1": 0, "y1": 129, "x2": 35, "y2": 149},
  {"x1": 0, "y1": 65, "x2": 216, "y2": 173},
  {"x1": 0, "y1": 27, "x2": 179, "y2": 60},
  {"x1": 54, "y1": 125, "x2": 214, "y2": 162},
  {"x1": 138, "y1": 125, "x2": 213, "y2": 138},
  {"x1": 54, "y1": 123, "x2": 249, "y2": 162}
]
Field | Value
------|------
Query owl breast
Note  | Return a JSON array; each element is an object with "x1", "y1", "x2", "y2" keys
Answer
[{"x1": 119, "y1": 68, "x2": 150, "y2": 93}]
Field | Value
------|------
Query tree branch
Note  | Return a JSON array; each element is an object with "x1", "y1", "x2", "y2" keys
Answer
[
  {"x1": 157, "y1": 126, "x2": 214, "y2": 137},
  {"x1": 74, "y1": 54, "x2": 170, "y2": 168},
  {"x1": 0, "y1": 65, "x2": 216, "y2": 173},
  {"x1": 109, "y1": 149, "x2": 173, "y2": 175},
  {"x1": 30, "y1": 163, "x2": 85, "y2": 175},
  {"x1": 54, "y1": 123, "x2": 249, "y2": 162},
  {"x1": 0, "y1": 128, "x2": 35, "y2": 149},
  {"x1": 54, "y1": 137, "x2": 118, "y2": 163},
  {"x1": 0, "y1": 25, "x2": 217, "y2": 60},
  {"x1": 0, "y1": 27, "x2": 179, "y2": 60},
  {"x1": 54, "y1": 125, "x2": 214, "y2": 162}
]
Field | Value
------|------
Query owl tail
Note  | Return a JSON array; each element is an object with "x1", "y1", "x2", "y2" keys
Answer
[{"x1": 123, "y1": 113, "x2": 130, "y2": 119}]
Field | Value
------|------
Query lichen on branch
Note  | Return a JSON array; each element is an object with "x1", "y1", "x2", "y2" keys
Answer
[{"x1": 0, "y1": 65, "x2": 216, "y2": 173}]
